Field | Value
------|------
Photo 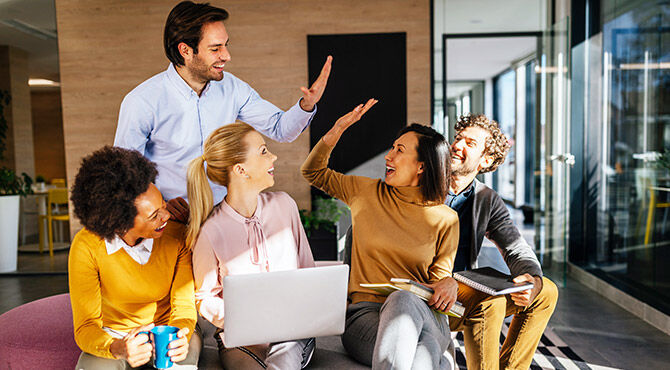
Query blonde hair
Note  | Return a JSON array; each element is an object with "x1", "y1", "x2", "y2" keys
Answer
[{"x1": 186, "y1": 122, "x2": 256, "y2": 247}]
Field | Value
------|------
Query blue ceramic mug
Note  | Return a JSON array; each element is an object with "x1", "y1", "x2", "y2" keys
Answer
[{"x1": 147, "y1": 325, "x2": 180, "y2": 369}]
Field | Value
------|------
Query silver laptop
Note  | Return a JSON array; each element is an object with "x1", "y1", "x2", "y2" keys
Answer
[{"x1": 222, "y1": 264, "x2": 349, "y2": 347}]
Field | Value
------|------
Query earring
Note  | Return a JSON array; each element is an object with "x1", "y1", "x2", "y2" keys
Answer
[{"x1": 245, "y1": 174, "x2": 250, "y2": 179}]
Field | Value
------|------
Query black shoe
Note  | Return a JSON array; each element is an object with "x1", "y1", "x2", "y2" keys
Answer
[{"x1": 301, "y1": 338, "x2": 316, "y2": 369}]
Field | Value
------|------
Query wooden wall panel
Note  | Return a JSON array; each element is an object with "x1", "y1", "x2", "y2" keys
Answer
[
  {"x1": 31, "y1": 90, "x2": 66, "y2": 181},
  {"x1": 56, "y1": 0, "x2": 431, "y2": 233},
  {"x1": 0, "y1": 46, "x2": 35, "y2": 176}
]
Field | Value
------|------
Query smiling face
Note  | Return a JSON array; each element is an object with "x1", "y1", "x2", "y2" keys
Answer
[
  {"x1": 238, "y1": 131, "x2": 277, "y2": 191},
  {"x1": 122, "y1": 183, "x2": 170, "y2": 244},
  {"x1": 182, "y1": 21, "x2": 231, "y2": 83},
  {"x1": 384, "y1": 131, "x2": 424, "y2": 187},
  {"x1": 450, "y1": 126, "x2": 493, "y2": 177}
]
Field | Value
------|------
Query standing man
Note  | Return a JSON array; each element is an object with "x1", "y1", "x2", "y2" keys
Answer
[
  {"x1": 432, "y1": 114, "x2": 558, "y2": 369},
  {"x1": 115, "y1": 1, "x2": 331, "y2": 221}
]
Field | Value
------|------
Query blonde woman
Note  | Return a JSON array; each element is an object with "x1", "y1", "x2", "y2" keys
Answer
[{"x1": 187, "y1": 123, "x2": 316, "y2": 370}]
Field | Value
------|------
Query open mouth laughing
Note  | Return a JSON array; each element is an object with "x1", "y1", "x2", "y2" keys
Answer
[
  {"x1": 212, "y1": 63, "x2": 225, "y2": 72},
  {"x1": 155, "y1": 221, "x2": 168, "y2": 232}
]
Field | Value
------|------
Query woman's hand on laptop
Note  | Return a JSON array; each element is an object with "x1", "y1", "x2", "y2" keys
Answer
[
  {"x1": 110, "y1": 323, "x2": 154, "y2": 367},
  {"x1": 168, "y1": 327, "x2": 190, "y2": 363},
  {"x1": 425, "y1": 277, "x2": 458, "y2": 312}
]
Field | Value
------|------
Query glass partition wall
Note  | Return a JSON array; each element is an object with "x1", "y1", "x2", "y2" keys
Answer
[
  {"x1": 535, "y1": 17, "x2": 572, "y2": 286},
  {"x1": 571, "y1": 0, "x2": 670, "y2": 314}
]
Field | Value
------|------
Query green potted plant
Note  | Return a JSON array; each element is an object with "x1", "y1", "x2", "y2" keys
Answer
[
  {"x1": 0, "y1": 89, "x2": 33, "y2": 272},
  {"x1": 35, "y1": 174, "x2": 46, "y2": 191},
  {"x1": 300, "y1": 196, "x2": 344, "y2": 260}
]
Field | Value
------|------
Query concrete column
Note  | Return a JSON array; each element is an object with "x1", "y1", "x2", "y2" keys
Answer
[{"x1": 0, "y1": 45, "x2": 35, "y2": 177}]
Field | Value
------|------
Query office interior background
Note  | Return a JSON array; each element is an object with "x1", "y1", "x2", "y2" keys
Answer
[{"x1": 0, "y1": 0, "x2": 668, "y2": 368}]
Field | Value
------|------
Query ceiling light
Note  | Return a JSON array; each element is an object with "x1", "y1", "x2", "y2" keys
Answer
[
  {"x1": 618, "y1": 62, "x2": 670, "y2": 70},
  {"x1": 29, "y1": 79, "x2": 60, "y2": 87},
  {"x1": 534, "y1": 65, "x2": 568, "y2": 74}
]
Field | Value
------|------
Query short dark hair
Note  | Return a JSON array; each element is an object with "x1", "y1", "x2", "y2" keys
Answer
[
  {"x1": 454, "y1": 114, "x2": 511, "y2": 173},
  {"x1": 396, "y1": 123, "x2": 450, "y2": 204},
  {"x1": 164, "y1": 1, "x2": 229, "y2": 66},
  {"x1": 70, "y1": 146, "x2": 158, "y2": 241}
]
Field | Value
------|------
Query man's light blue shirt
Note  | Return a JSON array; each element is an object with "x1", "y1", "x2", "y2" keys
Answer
[{"x1": 114, "y1": 64, "x2": 316, "y2": 204}]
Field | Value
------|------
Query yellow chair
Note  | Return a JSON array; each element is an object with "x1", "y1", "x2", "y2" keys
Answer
[
  {"x1": 38, "y1": 188, "x2": 70, "y2": 256},
  {"x1": 50, "y1": 178, "x2": 66, "y2": 187},
  {"x1": 644, "y1": 186, "x2": 670, "y2": 245}
]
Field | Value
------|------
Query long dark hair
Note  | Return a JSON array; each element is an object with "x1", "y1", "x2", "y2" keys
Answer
[
  {"x1": 164, "y1": 1, "x2": 229, "y2": 66},
  {"x1": 396, "y1": 123, "x2": 450, "y2": 204}
]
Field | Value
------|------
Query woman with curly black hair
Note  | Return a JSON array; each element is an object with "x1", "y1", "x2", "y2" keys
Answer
[{"x1": 68, "y1": 146, "x2": 200, "y2": 369}]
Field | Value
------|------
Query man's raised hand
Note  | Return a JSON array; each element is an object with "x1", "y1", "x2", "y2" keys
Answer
[{"x1": 299, "y1": 56, "x2": 333, "y2": 112}]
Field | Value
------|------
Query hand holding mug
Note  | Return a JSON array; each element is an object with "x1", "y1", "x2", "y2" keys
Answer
[
  {"x1": 110, "y1": 323, "x2": 154, "y2": 367},
  {"x1": 167, "y1": 327, "x2": 190, "y2": 363}
]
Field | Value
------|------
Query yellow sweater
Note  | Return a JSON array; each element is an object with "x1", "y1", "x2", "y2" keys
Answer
[
  {"x1": 302, "y1": 139, "x2": 460, "y2": 304},
  {"x1": 68, "y1": 221, "x2": 196, "y2": 359}
]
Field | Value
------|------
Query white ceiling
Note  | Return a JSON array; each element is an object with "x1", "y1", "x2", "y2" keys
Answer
[
  {"x1": 0, "y1": 0, "x2": 58, "y2": 81},
  {"x1": 434, "y1": 0, "x2": 544, "y2": 81},
  {"x1": 446, "y1": 37, "x2": 537, "y2": 80},
  {"x1": 435, "y1": 0, "x2": 544, "y2": 36}
]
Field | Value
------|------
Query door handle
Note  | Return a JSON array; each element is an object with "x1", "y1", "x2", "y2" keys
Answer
[{"x1": 550, "y1": 153, "x2": 575, "y2": 167}]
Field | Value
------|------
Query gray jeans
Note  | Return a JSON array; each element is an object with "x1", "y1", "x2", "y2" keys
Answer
[
  {"x1": 342, "y1": 290, "x2": 455, "y2": 370},
  {"x1": 75, "y1": 329, "x2": 202, "y2": 370},
  {"x1": 214, "y1": 328, "x2": 315, "y2": 369}
]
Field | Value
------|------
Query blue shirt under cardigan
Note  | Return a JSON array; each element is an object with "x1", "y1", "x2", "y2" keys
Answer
[
  {"x1": 446, "y1": 180, "x2": 475, "y2": 271},
  {"x1": 114, "y1": 63, "x2": 316, "y2": 204}
]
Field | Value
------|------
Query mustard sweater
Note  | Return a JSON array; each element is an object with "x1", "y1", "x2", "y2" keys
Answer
[
  {"x1": 68, "y1": 221, "x2": 196, "y2": 359},
  {"x1": 302, "y1": 139, "x2": 460, "y2": 304}
]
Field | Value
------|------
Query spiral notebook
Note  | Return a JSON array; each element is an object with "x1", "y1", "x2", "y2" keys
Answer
[{"x1": 454, "y1": 267, "x2": 533, "y2": 296}]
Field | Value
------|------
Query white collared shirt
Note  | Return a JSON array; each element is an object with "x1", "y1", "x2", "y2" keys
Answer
[{"x1": 105, "y1": 235, "x2": 154, "y2": 265}]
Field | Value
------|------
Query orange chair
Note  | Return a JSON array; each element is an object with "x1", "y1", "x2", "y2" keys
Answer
[{"x1": 38, "y1": 188, "x2": 70, "y2": 256}]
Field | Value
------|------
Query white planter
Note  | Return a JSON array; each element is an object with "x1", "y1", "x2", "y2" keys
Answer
[{"x1": 0, "y1": 195, "x2": 19, "y2": 273}]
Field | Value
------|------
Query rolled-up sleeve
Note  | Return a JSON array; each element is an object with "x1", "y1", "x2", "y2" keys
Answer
[{"x1": 236, "y1": 78, "x2": 315, "y2": 143}]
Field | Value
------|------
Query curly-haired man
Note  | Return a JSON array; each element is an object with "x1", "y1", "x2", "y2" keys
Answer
[{"x1": 442, "y1": 114, "x2": 558, "y2": 369}]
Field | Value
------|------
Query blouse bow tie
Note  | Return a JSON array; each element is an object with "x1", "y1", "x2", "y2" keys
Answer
[{"x1": 245, "y1": 216, "x2": 270, "y2": 272}]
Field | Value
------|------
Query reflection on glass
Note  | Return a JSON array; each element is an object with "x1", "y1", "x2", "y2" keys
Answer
[
  {"x1": 579, "y1": 0, "x2": 670, "y2": 312},
  {"x1": 494, "y1": 69, "x2": 517, "y2": 202}
]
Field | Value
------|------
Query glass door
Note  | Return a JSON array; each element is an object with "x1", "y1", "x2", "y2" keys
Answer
[{"x1": 535, "y1": 17, "x2": 572, "y2": 286}]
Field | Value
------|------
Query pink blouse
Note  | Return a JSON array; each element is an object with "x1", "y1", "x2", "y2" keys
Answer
[{"x1": 192, "y1": 191, "x2": 315, "y2": 328}]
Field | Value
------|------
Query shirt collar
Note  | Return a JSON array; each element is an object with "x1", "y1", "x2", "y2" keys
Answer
[
  {"x1": 166, "y1": 63, "x2": 199, "y2": 101},
  {"x1": 220, "y1": 195, "x2": 264, "y2": 224},
  {"x1": 450, "y1": 180, "x2": 476, "y2": 198},
  {"x1": 105, "y1": 234, "x2": 154, "y2": 255}
]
